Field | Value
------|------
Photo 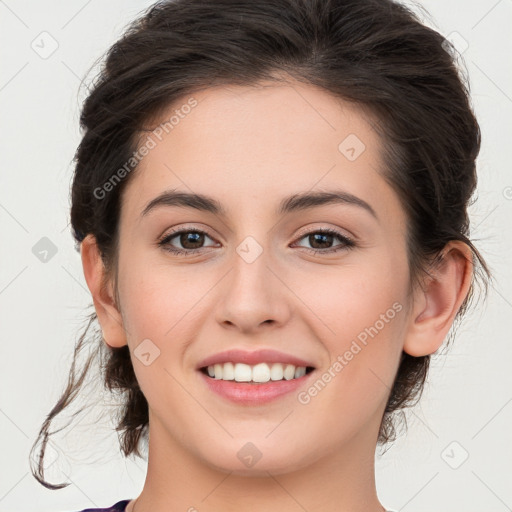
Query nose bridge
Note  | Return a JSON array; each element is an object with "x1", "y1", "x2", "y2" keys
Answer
[
  {"x1": 215, "y1": 231, "x2": 290, "y2": 331},
  {"x1": 231, "y1": 233, "x2": 275, "y2": 304}
]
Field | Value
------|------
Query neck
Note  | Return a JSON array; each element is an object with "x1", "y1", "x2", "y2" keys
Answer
[{"x1": 128, "y1": 410, "x2": 386, "y2": 512}]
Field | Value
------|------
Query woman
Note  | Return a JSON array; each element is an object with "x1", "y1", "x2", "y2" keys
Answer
[{"x1": 30, "y1": 0, "x2": 490, "y2": 510}]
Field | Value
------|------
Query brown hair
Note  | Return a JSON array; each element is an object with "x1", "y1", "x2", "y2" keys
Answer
[{"x1": 30, "y1": 0, "x2": 490, "y2": 489}]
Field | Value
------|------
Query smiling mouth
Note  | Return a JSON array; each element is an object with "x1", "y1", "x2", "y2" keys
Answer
[{"x1": 200, "y1": 362, "x2": 315, "y2": 383}]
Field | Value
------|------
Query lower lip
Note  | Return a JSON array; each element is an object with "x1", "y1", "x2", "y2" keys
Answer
[{"x1": 199, "y1": 370, "x2": 315, "y2": 405}]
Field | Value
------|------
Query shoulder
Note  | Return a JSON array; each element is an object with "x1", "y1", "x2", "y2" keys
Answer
[{"x1": 73, "y1": 500, "x2": 131, "y2": 512}]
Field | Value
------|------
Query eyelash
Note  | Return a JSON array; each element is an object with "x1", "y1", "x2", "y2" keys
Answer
[{"x1": 157, "y1": 227, "x2": 356, "y2": 256}]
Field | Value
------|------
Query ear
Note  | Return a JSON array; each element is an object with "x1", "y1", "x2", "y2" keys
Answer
[
  {"x1": 403, "y1": 241, "x2": 474, "y2": 357},
  {"x1": 80, "y1": 234, "x2": 127, "y2": 348}
]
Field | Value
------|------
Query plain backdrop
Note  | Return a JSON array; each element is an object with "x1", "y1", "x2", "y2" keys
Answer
[{"x1": 1, "y1": 0, "x2": 511, "y2": 511}]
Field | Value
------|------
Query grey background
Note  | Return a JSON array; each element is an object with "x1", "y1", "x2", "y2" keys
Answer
[{"x1": 1, "y1": 0, "x2": 511, "y2": 511}]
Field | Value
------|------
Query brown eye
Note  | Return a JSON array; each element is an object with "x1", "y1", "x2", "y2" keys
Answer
[
  {"x1": 158, "y1": 229, "x2": 217, "y2": 255},
  {"x1": 178, "y1": 231, "x2": 205, "y2": 249},
  {"x1": 294, "y1": 228, "x2": 355, "y2": 254}
]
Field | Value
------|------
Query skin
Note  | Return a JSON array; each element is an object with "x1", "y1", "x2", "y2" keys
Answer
[{"x1": 81, "y1": 78, "x2": 473, "y2": 512}]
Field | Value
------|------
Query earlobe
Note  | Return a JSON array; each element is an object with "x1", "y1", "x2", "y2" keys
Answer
[
  {"x1": 403, "y1": 241, "x2": 473, "y2": 357},
  {"x1": 80, "y1": 234, "x2": 127, "y2": 348}
]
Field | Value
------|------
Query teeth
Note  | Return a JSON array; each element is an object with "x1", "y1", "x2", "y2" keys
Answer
[{"x1": 205, "y1": 362, "x2": 310, "y2": 383}]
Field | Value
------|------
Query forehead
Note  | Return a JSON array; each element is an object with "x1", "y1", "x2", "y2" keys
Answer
[{"x1": 121, "y1": 80, "x2": 399, "y2": 224}]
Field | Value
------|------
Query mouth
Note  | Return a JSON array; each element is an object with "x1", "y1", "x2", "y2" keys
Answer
[
  {"x1": 198, "y1": 362, "x2": 317, "y2": 404},
  {"x1": 195, "y1": 349, "x2": 318, "y2": 403},
  {"x1": 199, "y1": 362, "x2": 316, "y2": 384}
]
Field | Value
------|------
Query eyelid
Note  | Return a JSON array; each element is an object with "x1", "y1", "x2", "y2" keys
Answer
[
  {"x1": 157, "y1": 225, "x2": 219, "y2": 246},
  {"x1": 293, "y1": 224, "x2": 356, "y2": 243},
  {"x1": 159, "y1": 223, "x2": 218, "y2": 240},
  {"x1": 158, "y1": 223, "x2": 357, "y2": 256},
  {"x1": 159, "y1": 223, "x2": 355, "y2": 242}
]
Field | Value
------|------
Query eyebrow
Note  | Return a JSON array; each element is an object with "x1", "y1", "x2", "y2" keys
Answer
[{"x1": 140, "y1": 189, "x2": 378, "y2": 220}]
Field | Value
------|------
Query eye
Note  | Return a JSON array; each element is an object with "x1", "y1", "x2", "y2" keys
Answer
[
  {"x1": 292, "y1": 228, "x2": 355, "y2": 254},
  {"x1": 157, "y1": 226, "x2": 356, "y2": 256},
  {"x1": 158, "y1": 228, "x2": 218, "y2": 256}
]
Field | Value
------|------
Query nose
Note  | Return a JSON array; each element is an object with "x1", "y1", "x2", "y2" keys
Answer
[{"x1": 215, "y1": 242, "x2": 292, "y2": 334}]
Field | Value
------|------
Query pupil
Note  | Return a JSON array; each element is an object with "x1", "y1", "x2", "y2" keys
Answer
[
  {"x1": 311, "y1": 233, "x2": 332, "y2": 249},
  {"x1": 181, "y1": 232, "x2": 204, "y2": 249}
]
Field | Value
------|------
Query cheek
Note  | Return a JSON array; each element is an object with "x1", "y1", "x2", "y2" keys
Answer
[
  {"x1": 119, "y1": 240, "x2": 410, "y2": 363},
  {"x1": 117, "y1": 246, "x2": 209, "y2": 341},
  {"x1": 294, "y1": 251, "x2": 409, "y2": 346},
  {"x1": 293, "y1": 251, "x2": 409, "y2": 405},
  {"x1": 116, "y1": 260, "x2": 209, "y2": 408}
]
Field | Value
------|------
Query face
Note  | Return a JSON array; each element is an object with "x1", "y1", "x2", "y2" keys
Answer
[{"x1": 114, "y1": 79, "x2": 411, "y2": 475}]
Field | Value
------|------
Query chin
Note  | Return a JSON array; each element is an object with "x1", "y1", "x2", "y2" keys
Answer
[{"x1": 198, "y1": 439, "x2": 316, "y2": 476}]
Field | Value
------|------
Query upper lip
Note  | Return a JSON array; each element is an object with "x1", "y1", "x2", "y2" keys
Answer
[{"x1": 196, "y1": 349, "x2": 316, "y2": 370}]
